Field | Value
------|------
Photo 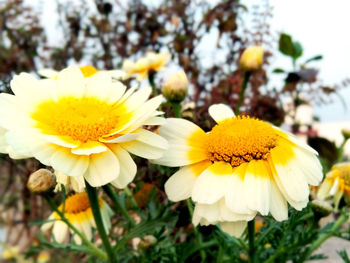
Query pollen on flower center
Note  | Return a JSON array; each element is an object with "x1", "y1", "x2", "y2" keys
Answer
[
  {"x1": 60, "y1": 193, "x2": 91, "y2": 214},
  {"x1": 206, "y1": 116, "x2": 278, "y2": 167},
  {"x1": 32, "y1": 97, "x2": 128, "y2": 142}
]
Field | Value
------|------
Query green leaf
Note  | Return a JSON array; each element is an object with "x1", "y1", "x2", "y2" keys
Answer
[
  {"x1": 292, "y1": 41, "x2": 303, "y2": 59},
  {"x1": 272, "y1": 68, "x2": 285, "y2": 73},
  {"x1": 113, "y1": 219, "x2": 168, "y2": 252},
  {"x1": 304, "y1": 55, "x2": 323, "y2": 64},
  {"x1": 279, "y1": 33, "x2": 294, "y2": 56}
]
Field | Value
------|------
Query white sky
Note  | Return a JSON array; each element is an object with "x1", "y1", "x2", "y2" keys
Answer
[
  {"x1": 268, "y1": 0, "x2": 350, "y2": 122},
  {"x1": 29, "y1": 0, "x2": 350, "y2": 122}
]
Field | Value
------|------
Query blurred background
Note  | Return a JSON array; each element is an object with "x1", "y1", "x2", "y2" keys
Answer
[{"x1": 0, "y1": 0, "x2": 349, "y2": 261}]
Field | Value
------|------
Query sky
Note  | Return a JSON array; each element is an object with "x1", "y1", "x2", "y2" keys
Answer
[
  {"x1": 29, "y1": 0, "x2": 350, "y2": 122},
  {"x1": 268, "y1": 0, "x2": 350, "y2": 122}
]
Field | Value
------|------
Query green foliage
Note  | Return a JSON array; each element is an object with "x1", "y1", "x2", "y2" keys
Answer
[{"x1": 279, "y1": 33, "x2": 303, "y2": 60}]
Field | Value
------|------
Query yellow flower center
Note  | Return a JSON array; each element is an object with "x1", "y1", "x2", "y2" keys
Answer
[
  {"x1": 32, "y1": 97, "x2": 130, "y2": 142},
  {"x1": 334, "y1": 165, "x2": 350, "y2": 190},
  {"x1": 60, "y1": 193, "x2": 91, "y2": 214},
  {"x1": 206, "y1": 116, "x2": 278, "y2": 167},
  {"x1": 79, "y1": 65, "x2": 98, "y2": 77}
]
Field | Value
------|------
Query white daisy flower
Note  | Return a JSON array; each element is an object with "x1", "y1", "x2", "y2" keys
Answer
[{"x1": 153, "y1": 104, "x2": 322, "y2": 237}]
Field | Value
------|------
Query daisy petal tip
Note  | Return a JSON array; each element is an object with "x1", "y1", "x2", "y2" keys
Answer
[{"x1": 208, "y1": 104, "x2": 235, "y2": 123}]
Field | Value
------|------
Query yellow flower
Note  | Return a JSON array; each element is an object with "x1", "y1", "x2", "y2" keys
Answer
[
  {"x1": 37, "y1": 251, "x2": 50, "y2": 263},
  {"x1": 41, "y1": 192, "x2": 113, "y2": 243},
  {"x1": 317, "y1": 162, "x2": 350, "y2": 209},
  {"x1": 0, "y1": 66, "x2": 167, "y2": 187},
  {"x1": 239, "y1": 46, "x2": 264, "y2": 71},
  {"x1": 1, "y1": 246, "x2": 19, "y2": 260},
  {"x1": 122, "y1": 52, "x2": 171, "y2": 80},
  {"x1": 153, "y1": 104, "x2": 322, "y2": 237},
  {"x1": 38, "y1": 65, "x2": 126, "y2": 80},
  {"x1": 161, "y1": 70, "x2": 188, "y2": 102}
]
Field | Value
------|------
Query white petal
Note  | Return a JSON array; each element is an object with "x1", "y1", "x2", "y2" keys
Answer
[
  {"x1": 71, "y1": 141, "x2": 108, "y2": 155},
  {"x1": 85, "y1": 72, "x2": 112, "y2": 100},
  {"x1": 157, "y1": 118, "x2": 204, "y2": 141},
  {"x1": 270, "y1": 147, "x2": 310, "y2": 203},
  {"x1": 120, "y1": 140, "x2": 166, "y2": 159},
  {"x1": 123, "y1": 86, "x2": 152, "y2": 112},
  {"x1": 244, "y1": 160, "x2": 271, "y2": 216},
  {"x1": 5, "y1": 130, "x2": 35, "y2": 157},
  {"x1": 100, "y1": 133, "x2": 139, "y2": 143},
  {"x1": 143, "y1": 116, "x2": 166, "y2": 126},
  {"x1": 50, "y1": 148, "x2": 89, "y2": 177},
  {"x1": 317, "y1": 179, "x2": 332, "y2": 200},
  {"x1": 84, "y1": 149, "x2": 119, "y2": 187},
  {"x1": 192, "y1": 162, "x2": 232, "y2": 204},
  {"x1": 220, "y1": 221, "x2": 247, "y2": 237},
  {"x1": 109, "y1": 145, "x2": 137, "y2": 188},
  {"x1": 120, "y1": 95, "x2": 163, "y2": 134},
  {"x1": 52, "y1": 221, "x2": 68, "y2": 243},
  {"x1": 106, "y1": 81, "x2": 127, "y2": 104},
  {"x1": 274, "y1": 126, "x2": 318, "y2": 155},
  {"x1": 164, "y1": 164, "x2": 199, "y2": 202},
  {"x1": 38, "y1": 68, "x2": 59, "y2": 78},
  {"x1": 208, "y1": 104, "x2": 235, "y2": 123},
  {"x1": 0, "y1": 127, "x2": 8, "y2": 153},
  {"x1": 41, "y1": 134, "x2": 80, "y2": 148},
  {"x1": 224, "y1": 164, "x2": 253, "y2": 214},
  {"x1": 269, "y1": 181, "x2": 288, "y2": 221},
  {"x1": 133, "y1": 128, "x2": 168, "y2": 150},
  {"x1": 55, "y1": 66, "x2": 85, "y2": 99},
  {"x1": 293, "y1": 147, "x2": 323, "y2": 186}
]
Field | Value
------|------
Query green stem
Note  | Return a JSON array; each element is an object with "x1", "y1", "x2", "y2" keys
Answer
[
  {"x1": 248, "y1": 219, "x2": 256, "y2": 263},
  {"x1": 85, "y1": 182, "x2": 116, "y2": 263},
  {"x1": 171, "y1": 102, "x2": 181, "y2": 118},
  {"x1": 337, "y1": 138, "x2": 348, "y2": 162},
  {"x1": 300, "y1": 212, "x2": 348, "y2": 262},
  {"x1": 186, "y1": 199, "x2": 206, "y2": 261},
  {"x1": 148, "y1": 72, "x2": 157, "y2": 96},
  {"x1": 43, "y1": 194, "x2": 107, "y2": 261},
  {"x1": 102, "y1": 185, "x2": 136, "y2": 228},
  {"x1": 235, "y1": 71, "x2": 251, "y2": 115}
]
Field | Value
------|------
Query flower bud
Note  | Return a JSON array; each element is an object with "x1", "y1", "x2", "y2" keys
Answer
[
  {"x1": 239, "y1": 46, "x2": 264, "y2": 71},
  {"x1": 342, "y1": 129, "x2": 350, "y2": 140},
  {"x1": 27, "y1": 169, "x2": 56, "y2": 193},
  {"x1": 161, "y1": 71, "x2": 188, "y2": 102}
]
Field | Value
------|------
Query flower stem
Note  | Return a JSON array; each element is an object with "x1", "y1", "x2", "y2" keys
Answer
[
  {"x1": 235, "y1": 71, "x2": 251, "y2": 115},
  {"x1": 148, "y1": 72, "x2": 158, "y2": 96},
  {"x1": 43, "y1": 194, "x2": 107, "y2": 261},
  {"x1": 102, "y1": 185, "x2": 136, "y2": 228},
  {"x1": 248, "y1": 219, "x2": 256, "y2": 263},
  {"x1": 85, "y1": 182, "x2": 116, "y2": 263},
  {"x1": 300, "y1": 212, "x2": 348, "y2": 262},
  {"x1": 171, "y1": 102, "x2": 181, "y2": 118},
  {"x1": 186, "y1": 199, "x2": 206, "y2": 261}
]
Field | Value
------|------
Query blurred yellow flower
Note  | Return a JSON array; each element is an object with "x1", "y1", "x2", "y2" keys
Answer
[
  {"x1": 37, "y1": 251, "x2": 50, "y2": 263},
  {"x1": 317, "y1": 162, "x2": 350, "y2": 209},
  {"x1": 0, "y1": 66, "x2": 167, "y2": 187},
  {"x1": 122, "y1": 52, "x2": 171, "y2": 80},
  {"x1": 39, "y1": 65, "x2": 126, "y2": 80},
  {"x1": 2, "y1": 246, "x2": 19, "y2": 260},
  {"x1": 154, "y1": 104, "x2": 322, "y2": 237},
  {"x1": 239, "y1": 46, "x2": 264, "y2": 71},
  {"x1": 41, "y1": 192, "x2": 113, "y2": 244},
  {"x1": 161, "y1": 70, "x2": 188, "y2": 102}
]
